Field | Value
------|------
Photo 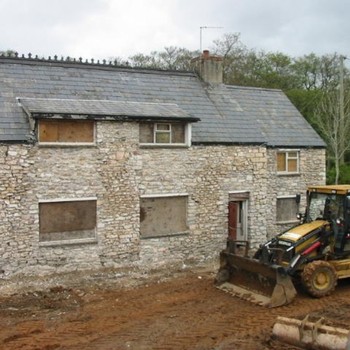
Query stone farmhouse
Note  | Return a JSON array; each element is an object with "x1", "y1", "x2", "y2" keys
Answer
[{"x1": 0, "y1": 51, "x2": 325, "y2": 276}]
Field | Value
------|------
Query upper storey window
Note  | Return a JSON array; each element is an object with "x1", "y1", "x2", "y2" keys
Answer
[
  {"x1": 139, "y1": 122, "x2": 189, "y2": 146},
  {"x1": 277, "y1": 150, "x2": 300, "y2": 174},
  {"x1": 38, "y1": 119, "x2": 95, "y2": 145}
]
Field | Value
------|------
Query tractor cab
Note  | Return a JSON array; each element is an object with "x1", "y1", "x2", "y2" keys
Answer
[{"x1": 305, "y1": 185, "x2": 350, "y2": 255}]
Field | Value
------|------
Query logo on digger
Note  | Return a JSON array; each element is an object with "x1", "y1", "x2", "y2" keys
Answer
[{"x1": 278, "y1": 240, "x2": 292, "y2": 247}]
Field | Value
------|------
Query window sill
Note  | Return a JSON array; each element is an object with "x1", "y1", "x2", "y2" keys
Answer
[
  {"x1": 38, "y1": 142, "x2": 97, "y2": 148},
  {"x1": 39, "y1": 237, "x2": 98, "y2": 247},
  {"x1": 277, "y1": 172, "x2": 300, "y2": 176},
  {"x1": 139, "y1": 143, "x2": 189, "y2": 149},
  {"x1": 141, "y1": 232, "x2": 189, "y2": 239}
]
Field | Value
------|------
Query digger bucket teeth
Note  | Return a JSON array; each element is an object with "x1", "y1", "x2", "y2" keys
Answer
[{"x1": 216, "y1": 252, "x2": 297, "y2": 307}]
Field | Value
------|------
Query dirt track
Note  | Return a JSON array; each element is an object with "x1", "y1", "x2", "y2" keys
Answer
[{"x1": 0, "y1": 266, "x2": 350, "y2": 350}]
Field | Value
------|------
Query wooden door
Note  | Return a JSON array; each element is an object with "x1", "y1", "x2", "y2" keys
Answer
[{"x1": 228, "y1": 201, "x2": 238, "y2": 239}]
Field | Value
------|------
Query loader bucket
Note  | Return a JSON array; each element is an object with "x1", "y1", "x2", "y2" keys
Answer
[
  {"x1": 272, "y1": 316, "x2": 350, "y2": 350},
  {"x1": 215, "y1": 252, "x2": 297, "y2": 307}
]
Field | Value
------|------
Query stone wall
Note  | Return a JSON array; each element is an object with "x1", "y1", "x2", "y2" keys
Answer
[
  {"x1": 0, "y1": 144, "x2": 34, "y2": 273},
  {"x1": 0, "y1": 121, "x2": 141, "y2": 276},
  {"x1": 139, "y1": 144, "x2": 268, "y2": 265},
  {"x1": 0, "y1": 121, "x2": 326, "y2": 276}
]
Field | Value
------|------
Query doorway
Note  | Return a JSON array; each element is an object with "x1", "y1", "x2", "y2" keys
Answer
[{"x1": 228, "y1": 199, "x2": 248, "y2": 241}]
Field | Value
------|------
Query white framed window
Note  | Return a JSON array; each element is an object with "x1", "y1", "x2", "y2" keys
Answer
[
  {"x1": 277, "y1": 150, "x2": 300, "y2": 174},
  {"x1": 39, "y1": 198, "x2": 97, "y2": 245},
  {"x1": 155, "y1": 123, "x2": 171, "y2": 143},
  {"x1": 140, "y1": 194, "x2": 188, "y2": 238},
  {"x1": 276, "y1": 196, "x2": 299, "y2": 223},
  {"x1": 38, "y1": 119, "x2": 96, "y2": 146},
  {"x1": 139, "y1": 122, "x2": 190, "y2": 147}
]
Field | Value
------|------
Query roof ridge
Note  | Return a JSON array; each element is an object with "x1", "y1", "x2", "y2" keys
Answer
[
  {"x1": 224, "y1": 84, "x2": 282, "y2": 93},
  {"x1": 0, "y1": 52, "x2": 196, "y2": 77}
]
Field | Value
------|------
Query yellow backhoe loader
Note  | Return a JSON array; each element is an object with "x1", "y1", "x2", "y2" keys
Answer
[{"x1": 215, "y1": 185, "x2": 350, "y2": 307}]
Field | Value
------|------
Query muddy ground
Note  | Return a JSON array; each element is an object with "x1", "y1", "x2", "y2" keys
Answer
[{"x1": 0, "y1": 264, "x2": 350, "y2": 350}]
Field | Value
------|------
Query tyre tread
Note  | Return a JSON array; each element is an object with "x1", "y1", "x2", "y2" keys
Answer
[{"x1": 301, "y1": 260, "x2": 337, "y2": 298}]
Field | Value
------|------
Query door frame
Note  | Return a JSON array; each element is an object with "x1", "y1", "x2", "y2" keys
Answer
[{"x1": 228, "y1": 191, "x2": 249, "y2": 241}]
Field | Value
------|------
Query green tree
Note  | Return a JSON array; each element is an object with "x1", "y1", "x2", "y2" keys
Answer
[
  {"x1": 128, "y1": 47, "x2": 199, "y2": 70},
  {"x1": 314, "y1": 86, "x2": 350, "y2": 184},
  {"x1": 127, "y1": 53, "x2": 157, "y2": 68},
  {"x1": 291, "y1": 53, "x2": 340, "y2": 90}
]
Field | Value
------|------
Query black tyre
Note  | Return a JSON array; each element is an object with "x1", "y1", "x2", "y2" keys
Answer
[{"x1": 301, "y1": 260, "x2": 337, "y2": 298}]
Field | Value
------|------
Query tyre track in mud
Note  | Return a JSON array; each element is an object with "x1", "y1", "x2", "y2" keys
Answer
[{"x1": 0, "y1": 270, "x2": 350, "y2": 350}]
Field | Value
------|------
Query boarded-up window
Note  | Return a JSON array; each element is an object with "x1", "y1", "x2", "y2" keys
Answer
[
  {"x1": 139, "y1": 123, "x2": 153, "y2": 143},
  {"x1": 139, "y1": 122, "x2": 186, "y2": 144},
  {"x1": 38, "y1": 120, "x2": 95, "y2": 143},
  {"x1": 39, "y1": 200, "x2": 97, "y2": 242},
  {"x1": 277, "y1": 151, "x2": 299, "y2": 173},
  {"x1": 276, "y1": 197, "x2": 298, "y2": 222},
  {"x1": 172, "y1": 123, "x2": 186, "y2": 143},
  {"x1": 140, "y1": 196, "x2": 188, "y2": 238}
]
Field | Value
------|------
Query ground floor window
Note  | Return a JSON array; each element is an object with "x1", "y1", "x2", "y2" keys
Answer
[
  {"x1": 140, "y1": 195, "x2": 188, "y2": 238},
  {"x1": 39, "y1": 198, "x2": 97, "y2": 243},
  {"x1": 276, "y1": 196, "x2": 299, "y2": 223}
]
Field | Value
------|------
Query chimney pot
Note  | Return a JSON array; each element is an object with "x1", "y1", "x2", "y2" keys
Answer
[{"x1": 203, "y1": 50, "x2": 210, "y2": 58}]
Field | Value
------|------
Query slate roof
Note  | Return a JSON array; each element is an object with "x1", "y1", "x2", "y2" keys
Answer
[
  {"x1": 0, "y1": 56, "x2": 325, "y2": 147},
  {"x1": 206, "y1": 85, "x2": 324, "y2": 147}
]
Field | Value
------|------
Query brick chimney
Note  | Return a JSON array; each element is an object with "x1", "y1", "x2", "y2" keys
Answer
[{"x1": 191, "y1": 50, "x2": 223, "y2": 84}]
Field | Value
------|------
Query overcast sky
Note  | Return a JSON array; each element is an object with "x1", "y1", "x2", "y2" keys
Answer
[{"x1": 1, "y1": 0, "x2": 349, "y2": 61}]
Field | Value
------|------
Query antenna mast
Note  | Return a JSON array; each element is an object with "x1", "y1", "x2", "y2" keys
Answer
[{"x1": 200, "y1": 26, "x2": 223, "y2": 52}]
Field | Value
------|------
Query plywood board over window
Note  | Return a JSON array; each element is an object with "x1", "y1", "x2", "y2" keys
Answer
[
  {"x1": 276, "y1": 197, "x2": 299, "y2": 223},
  {"x1": 39, "y1": 199, "x2": 97, "y2": 243},
  {"x1": 38, "y1": 119, "x2": 95, "y2": 143},
  {"x1": 140, "y1": 196, "x2": 188, "y2": 238}
]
